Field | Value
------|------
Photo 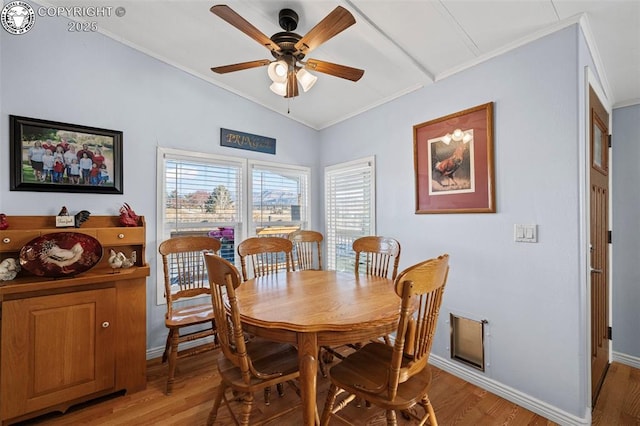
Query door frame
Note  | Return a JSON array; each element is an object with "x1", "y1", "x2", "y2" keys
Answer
[{"x1": 582, "y1": 67, "x2": 613, "y2": 413}]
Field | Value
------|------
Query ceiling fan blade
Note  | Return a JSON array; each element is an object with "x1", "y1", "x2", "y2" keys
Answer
[
  {"x1": 211, "y1": 59, "x2": 271, "y2": 74},
  {"x1": 305, "y1": 59, "x2": 364, "y2": 82},
  {"x1": 294, "y1": 6, "x2": 355, "y2": 56},
  {"x1": 210, "y1": 5, "x2": 281, "y2": 53},
  {"x1": 286, "y1": 72, "x2": 299, "y2": 98}
]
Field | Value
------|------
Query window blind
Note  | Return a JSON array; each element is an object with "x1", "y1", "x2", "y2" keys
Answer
[{"x1": 325, "y1": 157, "x2": 375, "y2": 271}]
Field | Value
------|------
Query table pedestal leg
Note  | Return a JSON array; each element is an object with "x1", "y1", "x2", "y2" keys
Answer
[{"x1": 297, "y1": 333, "x2": 318, "y2": 426}]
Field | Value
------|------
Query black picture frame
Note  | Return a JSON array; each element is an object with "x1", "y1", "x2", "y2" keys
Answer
[{"x1": 10, "y1": 115, "x2": 123, "y2": 194}]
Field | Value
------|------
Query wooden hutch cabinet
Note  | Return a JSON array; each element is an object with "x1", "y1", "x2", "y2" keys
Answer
[{"x1": 0, "y1": 215, "x2": 149, "y2": 425}]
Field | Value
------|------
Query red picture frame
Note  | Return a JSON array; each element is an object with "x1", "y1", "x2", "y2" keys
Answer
[{"x1": 413, "y1": 102, "x2": 495, "y2": 213}]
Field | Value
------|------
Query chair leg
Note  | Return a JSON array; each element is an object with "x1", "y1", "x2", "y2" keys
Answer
[
  {"x1": 239, "y1": 392, "x2": 254, "y2": 426},
  {"x1": 320, "y1": 384, "x2": 339, "y2": 425},
  {"x1": 211, "y1": 320, "x2": 219, "y2": 346},
  {"x1": 206, "y1": 384, "x2": 226, "y2": 426},
  {"x1": 421, "y1": 395, "x2": 438, "y2": 426},
  {"x1": 166, "y1": 329, "x2": 179, "y2": 395},
  {"x1": 264, "y1": 387, "x2": 271, "y2": 405},
  {"x1": 385, "y1": 409, "x2": 398, "y2": 426},
  {"x1": 276, "y1": 382, "x2": 284, "y2": 397},
  {"x1": 318, "y1": 350, "x2": 328, "y2": 378},
  {"x1": 162, "y1": 329, "x2": 173, "y2": 363}
]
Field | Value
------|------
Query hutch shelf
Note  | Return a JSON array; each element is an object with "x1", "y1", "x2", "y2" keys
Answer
[{"x1": 0, "y1": 215, "x2": 149, "y2": 425}]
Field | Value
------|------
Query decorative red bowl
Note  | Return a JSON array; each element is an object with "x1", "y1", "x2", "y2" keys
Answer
[{"x1": 19, "y1": 232, "x2": 103, "y2": 278}]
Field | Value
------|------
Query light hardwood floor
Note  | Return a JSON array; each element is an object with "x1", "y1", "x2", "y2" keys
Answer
[{"x1": 18, "y1": 351, "x2": 639, "y2": 425}]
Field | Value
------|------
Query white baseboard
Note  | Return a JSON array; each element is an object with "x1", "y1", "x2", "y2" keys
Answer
[
  {"x1": 612, "y1": 351, "x2": 640, "y2": 369},
  {"x1": 429, "y1": 355, "x2": 590, "y2": 426},
  {"x1": 146, "y1": 345, "x2": 165, "y2": 360},
  {"x1": 146, "y1": 336, "x2": 217, "y2": 360}
]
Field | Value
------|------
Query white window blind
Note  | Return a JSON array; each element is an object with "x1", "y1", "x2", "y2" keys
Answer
[
  {"x1": 249, "y1": 161, "x2": 310, "y2": 237},
  {"x1": 157, "y1": 148, "x2": 244, "y2": 304},
  {"x1": 325, "y1": 157, "x2": 375, "y2": 271}
]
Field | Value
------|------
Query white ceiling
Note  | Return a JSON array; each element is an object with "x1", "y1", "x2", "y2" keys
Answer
[{"x1": 42, "y1": 0, "x2": 640, "y2": 130}]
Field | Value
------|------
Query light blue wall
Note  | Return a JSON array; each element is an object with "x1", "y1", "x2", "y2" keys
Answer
[
  {"x1": 320, "y1": 26, "x2": 586, "y2": 418},
  {"x1": 0, "y1": 14, "x2": 321, "y2": 350},
  {"x1": 612, "y1": 104, "x2": 640, "y2": 358}
]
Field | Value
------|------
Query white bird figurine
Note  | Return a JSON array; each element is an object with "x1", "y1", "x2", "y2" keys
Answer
[
  {"x1": 108, "y1": 249, "x2": 123, "y2": 271},
  {"x1": 39, "y1": 241, "x2": 84, "y2": 270},
  {"x1": 120, "y1": 251, "x2": 136, "y2": 269},
  {"x1": 0, "y1": 258, "x2": 20, "y2": 281}
]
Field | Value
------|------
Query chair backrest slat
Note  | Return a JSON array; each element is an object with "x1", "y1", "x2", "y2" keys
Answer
[
  {"x1": 237, "y1": 236, "x2": 294, "y2": 281},
  {"x1": 353, "y1": 236, "x2": 401, "y2": 279},
  {"x1": 289, "y1": 230, "x2": 323, "y2": 271}
]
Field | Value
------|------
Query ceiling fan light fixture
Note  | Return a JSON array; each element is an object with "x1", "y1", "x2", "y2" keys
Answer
[
  {"x1": 268, "y1": 60, "x2": 288, "y2": 83},
  {"x1": 297, "y1": 68, "x2": 318, "y2": 92},
  {"x1": 269, "y1": 81, "x2": 287, "y2": 96}
]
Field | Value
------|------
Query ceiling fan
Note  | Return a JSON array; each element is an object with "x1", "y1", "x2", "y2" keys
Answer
[{"x1": 210, "y1": 4, "x2": 365, "y2": 98}]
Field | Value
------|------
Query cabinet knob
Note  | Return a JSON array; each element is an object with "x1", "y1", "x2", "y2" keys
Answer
[
  {"x1": 118, "y1": 233, "x2": 125, "y2": 239},
  {"x1": 2, "y1": 238, "x2": 9, "y2": 244},
  {"x1": 102, "y1": 321, "x2": 110, "y2": 328}
]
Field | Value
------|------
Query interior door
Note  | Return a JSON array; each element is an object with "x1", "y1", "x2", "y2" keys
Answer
[{"x1": 589, "y1": 85, "x2": 610, "y2": 404}]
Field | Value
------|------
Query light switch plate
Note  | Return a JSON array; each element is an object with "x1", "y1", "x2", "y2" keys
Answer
[{"x1": 514, "y1": 224, "x2": 537, "y2": 243}]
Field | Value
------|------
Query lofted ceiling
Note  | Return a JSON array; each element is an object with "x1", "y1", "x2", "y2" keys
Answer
[{"x1": 41, "y1": 0, "x2": 640, "y2": 130}]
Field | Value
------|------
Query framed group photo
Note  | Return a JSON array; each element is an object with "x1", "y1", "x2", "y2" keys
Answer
[
  {"x1": 413, "y1": 102, "x2": 495, "y2": 213},
  {"x1": 10, "y1": 115, "x2": 123, "y2": 194}
]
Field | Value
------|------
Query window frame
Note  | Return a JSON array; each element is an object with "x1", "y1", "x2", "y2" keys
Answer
[
  {"x1": 156, "y1": 148, "x2": 311, "y2": 305},
  {"x1": 248, "y1": 159, "x2": 312, "y2": 238},
  {"x1": 156, "y1": 147, "x2": 247, "y2": 305}
]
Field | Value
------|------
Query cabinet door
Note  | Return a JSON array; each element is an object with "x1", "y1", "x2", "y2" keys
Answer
[{"x1": 1, "y1": 288, "x2": 116, "y2": 419}]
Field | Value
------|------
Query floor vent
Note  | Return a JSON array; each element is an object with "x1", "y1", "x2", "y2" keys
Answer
[{"x1": 450, "y1": 314, "x2": 486, "y2": 371}]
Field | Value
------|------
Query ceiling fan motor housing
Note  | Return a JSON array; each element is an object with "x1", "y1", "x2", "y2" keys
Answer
[{"x1": 279, "y1": 9, "x2": 298, "y2": 31}]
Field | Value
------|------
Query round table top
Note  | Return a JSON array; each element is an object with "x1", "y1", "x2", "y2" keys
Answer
[{"x1": 234, "y1": 270, "x2": 401, "y2": 333}]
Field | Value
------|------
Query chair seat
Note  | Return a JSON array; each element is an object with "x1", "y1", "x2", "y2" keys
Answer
[
  {"x1": 328, "y1": 342, "x2": 432, "y2": 410},
  {"x1": 165, "y1": 303, "x2": 215, "y2": 327},
  {"x1": 217, "y1": 338, "x2": 300, "y2": 390}
]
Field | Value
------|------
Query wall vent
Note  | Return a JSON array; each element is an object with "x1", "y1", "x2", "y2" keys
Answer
[{"x1": 450, "y1": 314, "x2": 486, "y2": 371}]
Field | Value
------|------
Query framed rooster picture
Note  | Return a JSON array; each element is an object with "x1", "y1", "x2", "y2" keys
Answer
[{"x1": 413, "y1": 102, "x2": 495, "y2": 213}]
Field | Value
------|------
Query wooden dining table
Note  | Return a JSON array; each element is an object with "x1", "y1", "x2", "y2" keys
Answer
[{"x1": 234, "y1": 270, "x2": 402, "y2": 425}]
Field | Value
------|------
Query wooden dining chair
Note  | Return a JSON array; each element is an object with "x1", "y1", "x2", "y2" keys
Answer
[
  {"x1": 236, "y1": 236, "x2": 294, "y2": 403},
  {"x1": 202, "y1": 253, "x2": 304, "y2": 426},
  {"x1": 321, "y1": 254, "x2": 450, "y2": 426},
  {"x1": 321, "y1": 236, "x2": 402, "y2": 373},
  {"x1": 289, "y1": 229, "x2": 323, "y2": 270},
  {"x1": 353, "y1": 235, "x2": 401, "y2": 280},
  {"x1": 237, "y1": 236, "x2": 294, "y2": 281},
  {"x1": 158, "y1": 236, "x2": 221, "y2": 395}
]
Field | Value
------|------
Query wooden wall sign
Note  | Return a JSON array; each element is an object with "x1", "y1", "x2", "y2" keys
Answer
[{"x1": 220, "y1": 128, "x2": 276, "y2": 155}]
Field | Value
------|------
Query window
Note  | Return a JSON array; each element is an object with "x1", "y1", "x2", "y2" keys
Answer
[
  {"x1": 249, "y1": 160, "x2": 310, "y2": 237},
  {"x1": 325, "y1": 157, "x2": 375, "y2": 271},
  {"x1": 157, "y1": 149, "x2": 311, "y2": 304},
  {"x1": 157, "y1": 148, "x2": 244, "y2": 304}
]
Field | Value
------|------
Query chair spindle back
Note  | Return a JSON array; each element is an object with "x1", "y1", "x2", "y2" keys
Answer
[
  {"x1": 289, "y1": 230, "x2": 323, "y2": 270},
  {"x1": 353, "y1": 236, "x2": 401, "y2": 279},
  {"x1": 237, "y1": 236, "x2": 294, "y2": 281}
]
